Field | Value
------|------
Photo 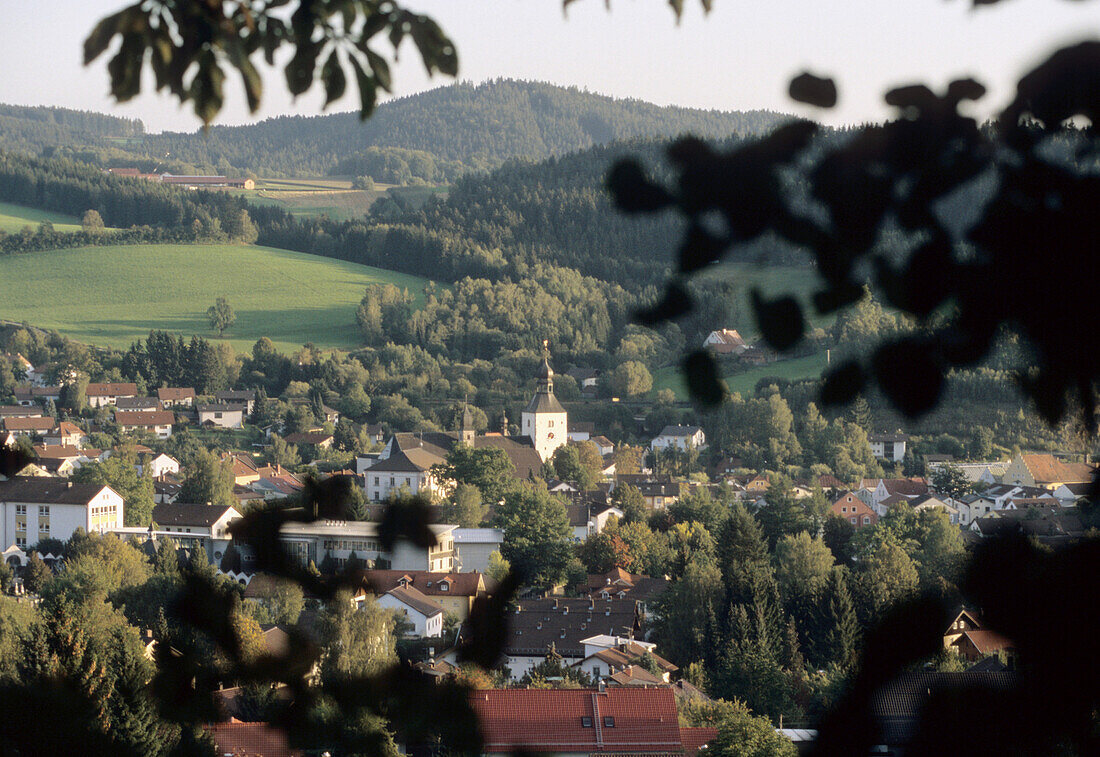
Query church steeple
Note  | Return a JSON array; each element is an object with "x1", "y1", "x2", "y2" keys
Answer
[
  {"x1": 522, "y1": 345, "x2": 567, "y2": 462},
  {"x1": 460, "y1": 400, "x2": 475, "y2": 444}
]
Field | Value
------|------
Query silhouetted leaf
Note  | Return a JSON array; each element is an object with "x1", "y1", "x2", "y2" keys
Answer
[
  {"x1": 1003, "y1": 40, "x2": 1100, "y2": 129},
  {"x1": 378, "y1": 497, "x2": 437, "y2": 551},
  {"x1": 752, "y1": 289, "x2": 804, "y2": 351},
  {"x1": 634, "y1": 281, "x2": 692, "y2": 325},
  {"x1": 606, "y1": 158, "x2": 674, "y2": 213},
  {"x1": 872, "y1": 339, "x2": 944, "y2": 417},
  {"x1": 321, "y1": 49, "x2": 347, "y2": 107},
  {"x1": 789, "y1": 71, "x2": 837, "y2": 108},
  {"x1": 458, "y1": 569, "x2": 521, "y2": 668},
  {"x1": 683, "y1": 349, "x2": 726, "y2": 406},
  {"x1": 678, "y1": 221, "x2": 727, "y2": 272},
  {"x1": 820, "y1": 361, "x2": 865, "y2": 406}
]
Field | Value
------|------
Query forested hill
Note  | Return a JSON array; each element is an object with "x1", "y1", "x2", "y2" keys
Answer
[
  {"x1": 0, "y1": 80, "x2": 786, "y2": 179},
  {"x1": 0, "y1": 104, "x2": 144, "y2": 156}
]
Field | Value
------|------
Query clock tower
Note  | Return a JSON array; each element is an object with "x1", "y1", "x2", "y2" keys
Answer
[{"x1": 522, "y1": 355, "x2": 568, "y2": 462}]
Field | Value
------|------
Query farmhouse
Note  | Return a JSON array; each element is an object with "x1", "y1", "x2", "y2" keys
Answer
[
  {"x1": 86, "y1": 382, "x2": 138, "y2": 408},
  {"x1": 159, "y1": 174, "x2": 255, "y2": 189},
  {"x1": 703, "y1": 328, "x2": 747, "y2": 355}
]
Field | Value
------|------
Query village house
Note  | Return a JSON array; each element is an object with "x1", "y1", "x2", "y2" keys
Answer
[
  {"x1": 358, "y1": 569, "x2": 497, "y2": 623},
  {"x1": 143, "y1": 503, "x2": 241, "y2": 563},
  {"x1": 634, "y1": 480, "x2": 681, "y2": 510},
  {"x1": 451, "y1": 527, "x2": 505, "y2": 574},
  {"x1": 583, "y1": 568, "x2": 670, "y2": 620},
  {"x1": 31, "y1": 445, "x2": 99, "y2": 477},
  {"x1": 0, "y1": 405, "x2": 43, "y2": 419},
  {"x1": 831, "y1": 491, "x2": 878, "y2": 528},
  {"x1": 566, "y1": 503, "x2": 624, "y2": 542},
  {"x1": 1002, "y1": 452, "x2": 1096, "y2": 490},
  {"x1": 502, "y1": 597, "x2": 641, "y2": 680},
  {"x1": 0, "y1": 478, "x2": 124, "y2": 553},
  {"x1": 115, "y1": 396, "x2": 161, "y2": 411},
  {"x1": 910, "y1": 493, "x2": 961, "y2": 524},
  {"x1": 13, "y1": 385, "x2": 61, "y2": 406},
  {"x1": 1, "y1": 416, "x2": 56, "y2": 437},
  {"x1": 197, "y1": 403, "x2": 246, "y2": 429},
  {"x1": 137, "y1": 452, "x2": 180, "y2": 479},
  {"x1": 649, "y1": 425, "x2": 707, "y2": 452},
  {"x1": 375, "y1": 584, "x2": 445, "y2": 638},
  {"x1": 283, "y1": 431, "x2": 335, "y2": 451},
  {"x1": 468, "y1": 687, "x2": 705, "y2": 756},
  {"x1": 573, "y1": 639, "x2": 677, "y2": 683},
  {"x1": 567, "y1": 421, "x2": 596, "y2": 442},
  {"x1": 86, "y1": 382, "x2": 138, "y2": 408},
  {"x1": 868, "y1": 431, "x2": 909, "y2": 462},
  {"x1": 115, "y1": 410, "x2": 175, "y2": 439},
  {"x1": 702, "y1": 328, "x2": 747, "y2": 355},
  {"x1": 866, "y1": 477, "x2": 929, "y2": 514},
  {"x1": 157, "y1": 387, "x2": 196, "y2": 408},
  {"x1": 214, "y1": 390, "x2": 257, "y2": 414},
  {"x1": 942, "y1": 609, "x2": 1016, "y2": 663},
  {"x1": 41, "y1": 421, "x2": 87, "y2": 448}
]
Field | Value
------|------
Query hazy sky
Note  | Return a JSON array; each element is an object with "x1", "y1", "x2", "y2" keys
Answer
[{"x1": 1, "y1": 1, "x2": 1096, "y2": 133}]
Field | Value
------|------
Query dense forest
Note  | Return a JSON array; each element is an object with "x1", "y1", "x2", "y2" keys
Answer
[{"x1": 0, "y1": 80, "x2": 786, "y2": 179}]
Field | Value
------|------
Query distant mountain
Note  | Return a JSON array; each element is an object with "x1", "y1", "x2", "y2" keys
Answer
[{"x1": 0, "y1": 80, "x2": 786, "y2": 179}]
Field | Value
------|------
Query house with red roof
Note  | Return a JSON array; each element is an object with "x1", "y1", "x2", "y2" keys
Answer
[
  {"x1": 204, "y1": 718, "x2": 300, "y2": 757},
  {"x1": 85, "y1": 382, "x2": 138, "y2": 408},
  {"x1": 831, "y1": 491, "x2": 878, "y2": 529},
  {"x1": 469, "y1": 687, "x2": 690, "y2": 756}
]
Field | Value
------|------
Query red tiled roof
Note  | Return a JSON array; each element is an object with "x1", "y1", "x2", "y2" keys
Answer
[
  {"x1": 471, "y1": 688, "x2": 682, "y2": 753},
  {"x1": 1021, "y1": 454, "x2": 1095, "y2": 485},
  {"x1": 86, "y1": 382, "x2": 137, "y2": 397},
  {"x1": 3, "y1": 416, "x2": 56, "y2": 432},
  {"x1": 958, "y1": 629, "x2": 1015, "y2": 655},
  {"x1": 681, "y1": 727, "x2": 719, "y2": 756},
  {"x1": 157, "y1": 387, "x2": 195, "y2": 401},
  {"x1": 204, "y1": 718, "x2": 301, "y2": 757}
]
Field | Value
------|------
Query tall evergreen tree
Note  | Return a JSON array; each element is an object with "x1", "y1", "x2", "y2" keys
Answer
[{"x1": 819, "y1": 567, "x2": 860, "y2": 669}]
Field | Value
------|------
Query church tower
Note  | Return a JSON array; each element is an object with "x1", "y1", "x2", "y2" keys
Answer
[{"x1": 522, "y1": 354, "x2": 568, "y2": 462}]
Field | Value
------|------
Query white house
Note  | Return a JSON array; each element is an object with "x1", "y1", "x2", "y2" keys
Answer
[
  {"x1": 650, "y1": 425, "x2": 706, "y2": 452},
  {"x1": 137, "y1": 503, "x2": 241, "y2": 563},
  {"x1": 453, "y1": 528, "x2": 505, "y2": 574},
  {"x1": 0, "y1": 478, "x2": 124, "y2": 550},
  {"x1": 376, "y1": 585, "x2": 444, "y2": 638},
  {"x1": 115, "y1": 410, "x2": 175, "y2": 439},
  {"x1": 138, "y1": 452, "x2": 180, "y2": 479},
  {"x1": 365, "y1": 447, "x2": 448, "y2": 503},
  {"x1": 86, "y1": 382, "x2": 138, "y2": 409},
  {"x1": 868, "y1": 432, "x2": 909, "y2": 462},
  {"x1": 198, "y1": 404, "x2": 246, "y2": 429},
  {"x1": 702, "y1": 329, "x2": 747, "y2": 355},
  {"x1": 214, "y1": 390, "x2": 257, "y2": 414}
]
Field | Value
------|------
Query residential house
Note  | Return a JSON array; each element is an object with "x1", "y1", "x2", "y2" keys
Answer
[
  {"x1": 31, "y1": 445, "x2": 94, "y2": 477},
  {"x1": 568, "y1": 421, "x2": 596, "y2": 442},
  {"x1": 375, "y1": 584, "x2": 445, "y2": 638},
  {"x1": 115, "y1": 396, "x2": 161, "y2": 411},
  {"x1": 0, "y1": 405, "x2": 43, "y2": 419},
  {"x1": 359, "y1": 569, "x2": 497, "y2": 623},
  {"x1": 2, "y1": 416, "x2": 56, "y2": 436},
  {"x1": 649, "y1": 425, "x2": 707, "y2": 452},
  {"x1": 115, "y1": 410, "x2": 175, "y2": 439},
  {"x1": 502, "y1": 597, "x2": 641, "y2": 679},
  {"x1": 146, "y1": 503, "x2": 241, "y2": 563},
  {"x1": 911, "y1": 493, "x2": 961, "y2": 524},
  {"x1": 249, "y1": 468, "x2": 305, "y2": 500},
  {"x1": 86, "y1": 382, "x2": 138, "y2": 408},
  {"x1": 1003, "y1": 452, "x2": 1095, "y2": 490},
  {"x1": 13, "y1": 385, "x2": 61, "y2": 406},
  {"x1": 868, "y1": 477, "x2": 929, "y2": 514},
  {"x1": 214, "y1": 390, "x2": 257, "y2": 414},
  {"x1": 41, "y1": 421, "x2": 87, "y2": 448},
  {"x1": 702, "y1": 328, "x2": 747, "y2": 355},
  {"x1": 469, "y1": 687, "x2": 694, "y2": 756},
  {"x1": 0, "y1": 477, "x2": 124, "y2": 550},
  {"x1": 590, "y1": 435, "x2": 615, "y2": 456},
  {"x1": 583, "y1": 568, "x2": 670, "y2": 620},
  {"x1": 574, "y1": 639, "x2": 677, "y2": 682},
  {"x1": 634, "y1": 480, "x2": 681, "y2": 510},
  {"x1": 283, "y1": 431, "x2": 335, "y2": 451},
  {"x1": 942, "y1": 608, "x2": 1016, "y2": 663},
  {"x1": 137, "y1": 452, "x2": 180, "y2": 479},
  {"x1": 204, "y1": 719, "x2": 301, "y2": 757},
  {"x1": 831, "y1": 491, "x2": 878, "y2": 528},
  {"x1": 868, "y1": 431, "x2": 909, "y2": 462},
  {"x1": 157, "y1": 387, "x2": 196, "y2": 408},
  {"x1": 566, "y1": 503, "x2": 624, "y2": 542},
  {"x1": 198, "y1": 403, "x2": 246, "y2": 429},
  {"x1": 566, "y1": 367, "x2": 600, "y2": 390}
]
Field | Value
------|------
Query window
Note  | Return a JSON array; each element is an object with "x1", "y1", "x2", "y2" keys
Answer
[
  {"x1": 15, "y1": 505, "x2": 25, "y2": 515},
  {"x1": 850, "y1": 517, "x2": 857, "y2": 524},
  {"x1": 581, "y1": 717, "x2": 593, "y2": 728},
  {"x1": 440, "y1": 583, "x2": 448, "y2": 591},
  {"x1": 604, "y1": 717, "x2": 615, "y2": 728},
  {"x1": 863, "y1": 516, "x2": 871, "y2": 525}
]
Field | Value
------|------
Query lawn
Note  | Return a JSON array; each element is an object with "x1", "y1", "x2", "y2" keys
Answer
[
  {"x1": 0, "y1": 202, "x2": 84, "y2": 233},
  {"x1": 0, "y1": 243, "x2": 430, "y2": 354},
  {"x1": 652, "y1": 351, "x2": 831, "y2": 400}
]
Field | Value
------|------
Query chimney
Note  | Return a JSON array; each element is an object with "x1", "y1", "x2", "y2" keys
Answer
[
  {"x1": 563, "y1": 606, "x2": 569, "y2": 615},
  {"x1": 67, "y1": 481, "x2": 72, "y2": 488},
  {"x1": 598, "y1": 679, "x2": 606, "y2": 693}
]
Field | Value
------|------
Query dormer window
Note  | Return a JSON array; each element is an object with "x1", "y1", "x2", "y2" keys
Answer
[
  {"x1": 604, "y1": 717, "x2": 615, "y2": 728},
  {"x1": 440, "y1": 583, "x2": 449, "y2": 591},
  {"x1": 581, "y1": 717, "x2": 592, "y2": 728}
]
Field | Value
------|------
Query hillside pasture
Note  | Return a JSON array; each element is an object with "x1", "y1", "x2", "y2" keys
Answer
[
  {"x1": 0, "y1": 201, "x2": 84, "y2": 233},
  {"x1": 0, "y1": 243, "x2": 429, "y2": 354},
  {"x1": 653, "y1": 351, "x2": 830, "y2": 400}
]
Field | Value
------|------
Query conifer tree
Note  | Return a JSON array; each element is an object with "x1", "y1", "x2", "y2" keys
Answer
[{"x1": 820, "y1": 567, "x2": 860, "y2": 668}]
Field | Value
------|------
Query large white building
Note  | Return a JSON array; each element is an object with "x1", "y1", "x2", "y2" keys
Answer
[
  {"x1": 521, "y1": 357, "x2": 568, "y2": 462},
  {"x1": 0, "y1": 477, "x2": 124, "y2": 552}
]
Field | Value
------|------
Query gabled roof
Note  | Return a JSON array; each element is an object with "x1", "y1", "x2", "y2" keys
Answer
[
  {"x1": 880, "y1": 478, "x2": 929, "y2": 496},
  {"x1": 0, "y1": 477, "x2": 114, "y2": 505},
  {"x1": 362, "y1": 569, "x2": 489, "y2": 598},
  {"x1": 680, "y1": 727, "x2": 719, "y2": 756},
  {"x1": 470, "y1": 687, "x2": 682, "y2": 754},
  {"x1": 32, "y1": 445, "x2": 86, "y2": 461},
  {"x1": 115, "y1": 396, "x2": 160, "y2": 410},
  {"x1": 606, "y1": 664, "x2": 666, "y2": 686},
  {"x1": 115, "y1": 410, "x2": 175, "y2": 427},
  {"x1": 204, "y1": 719, "x2": 301, "y2": 757},
  {"x1": 869, "y1": 432, "x2": 910, "y2": 443},
  {"x1": 370, "y1": 448, "x2": 443, "y2": 473},
  {"x1": 86, "y1": 382, "x2": 137, "y2": 397},
  {"x1": 955, "y1": 629, "x2": 1015, "y2": 655},
  {"x1": 157, "y1": 387, "x2": 195, "y2": 401},
  {"x1": 385, "y1": 584, "x2": 444, "y2": 618},
  {"x1": 3, "y1": 416, "x2": 56, "y2": 432},
  {"x1": 214, "y1": 390, "x2": 256, "y2": 401},
  {"x1": 871, "y1": 672, "x2": 1018, "y2": 745},
  {"x1": 1019, "y1": 453, "x2": 1095, "y2": 484},
  {"x1": 655, "y1": 425, "x2": 703, "y2": 437},
  {"x1": 152, "y1": 503, "x2": 240, "y2": 527},
  {"x1": 283, "y1": 432, "x2": 334, "y2": 445},
  {"x1": 197, "y1": 403, "x2": 246, "y2": 413},
  {"x1": 506, "y1": 598, "x2": 640, "y2": 658}
]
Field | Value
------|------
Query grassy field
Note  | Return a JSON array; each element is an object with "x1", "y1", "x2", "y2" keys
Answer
[
  {"x1": 653, "y1": 351, "x2": 831, "y2": 400},
  {"x1": 0, "y1": 243, "x2": 430, "y2": 354},
  {"x1": 0, "y1": 202, "x2": 84, "y2": 233}
]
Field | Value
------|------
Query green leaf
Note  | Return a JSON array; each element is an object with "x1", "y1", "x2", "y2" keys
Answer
[
  {"x1": 285, "y1": 39, "x2": 321, "y2": 97},
  {"x1": 348, "y1": 55, "x2": 379, "y2": 120},
  {"x1": 364, "y1": 48, "x2": 392, "y2": 92},
  {"x1": 321, "y1": 49, "x2": 347, "y2": 107}
]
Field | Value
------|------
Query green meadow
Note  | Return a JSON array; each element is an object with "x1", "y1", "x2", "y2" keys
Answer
[
  {"x1": 0, "y1": 202, "x2": 84, "y2": 233},
  {"x1": 0, "y1": 243, "x2": 430, "y2": 354},
  {"x1": 652, "y1": 351, "x2": 831, "y2": 401}
]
